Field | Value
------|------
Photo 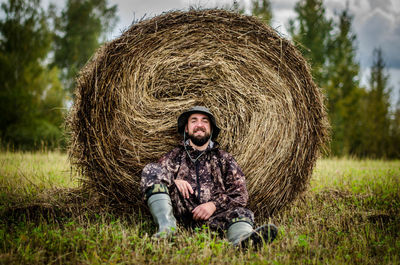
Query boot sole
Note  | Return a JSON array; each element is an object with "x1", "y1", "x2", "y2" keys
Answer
[{"x1": 239, "y1": 224, "x2": 278, "y2": 249}]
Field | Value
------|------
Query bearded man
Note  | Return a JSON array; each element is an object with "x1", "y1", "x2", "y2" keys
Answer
[{"x1": 141, "y1": 106, "x2": 277, "y2": 248}]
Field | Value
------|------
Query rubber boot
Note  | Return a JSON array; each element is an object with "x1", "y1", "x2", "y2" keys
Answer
[
  {"x1": 147, "y1": 193, "x2": 177, "y2": 238},
  {"x1": 227, "y1": 222, "x2": 278, "y2": 248}
]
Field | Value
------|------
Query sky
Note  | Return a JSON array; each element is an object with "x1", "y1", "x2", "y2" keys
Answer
[{"x1": 43, "y1": 0, "x2": 400, "y2": 104}]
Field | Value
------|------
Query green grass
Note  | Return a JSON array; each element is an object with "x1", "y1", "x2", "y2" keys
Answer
[
  {"x1": 1, "y1": 152, "x2": 399, "y2": 264},
  {"x1": 0, "y1": 151, "x2": 77, "y2": 194}
]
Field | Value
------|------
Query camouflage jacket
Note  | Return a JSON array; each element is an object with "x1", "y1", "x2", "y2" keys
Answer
[{"x1": 158, "y1": 141, "x2": 249, "y2": 212}]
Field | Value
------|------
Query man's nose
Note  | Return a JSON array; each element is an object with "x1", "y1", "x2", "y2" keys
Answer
[{"x1": 195, "y1": 121, "x2": 206, "y2": 127}]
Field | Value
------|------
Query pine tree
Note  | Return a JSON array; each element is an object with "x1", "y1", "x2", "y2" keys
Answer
[
  {"x1": 361, "y1": 48, "x2": 391, "y2": 158},
  {"x1": 251, "y1": 0, "x2": 272, "y2": 25},
  {"x1": 326, "y1": 7, "x2": 364, "y2": 156},
  {"x1": 389, "y1": 98, "x2": 400, "y2": 158},
  {"x1": 288, "y1": 0, "x2": 333, "y2": 88},
  {"x1": 52, "y1": 0, "x2": 118, "y2": 96}
]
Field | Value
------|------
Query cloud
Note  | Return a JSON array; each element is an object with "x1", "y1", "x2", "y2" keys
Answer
[
  {"x1": 266, "y1": 0, "x2": 400, "y2": 69},
  {"x1": 109, "y1": 0, "x2": 400, "y2": 70},
  {"x1": 112, "y1": 0, "x2": 234, "y2": 36},
  {"x1": 114, "y1": 0, "x2": 184, "y2": 33},
  {"x1": 355, "y1": 5, "x2": 400, "y2": 68},
  {"x1": 271, "y1": 0, "x2": 297, "y2": 10},
  {"x1": 367, "y1": 0, "x2": 393, "y2": 14}
]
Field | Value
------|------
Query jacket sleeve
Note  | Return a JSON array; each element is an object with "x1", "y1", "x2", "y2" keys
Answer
[{"x1": 212, "y1": 153, "x2": 249, "y2": 211}]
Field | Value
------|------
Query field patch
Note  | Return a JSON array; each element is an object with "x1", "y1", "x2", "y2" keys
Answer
[{"x1": 1, "y1": 152, "x2": 399, "y2": 264}]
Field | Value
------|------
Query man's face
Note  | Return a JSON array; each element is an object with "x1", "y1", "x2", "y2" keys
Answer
[{"x1": 185, "y1": 113, "x2": 212, "y2": 147}]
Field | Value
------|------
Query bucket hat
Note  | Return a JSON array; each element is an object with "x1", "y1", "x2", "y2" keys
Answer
[{"x1": 177, "y1": 106, "x2": 220, "y2": 140}]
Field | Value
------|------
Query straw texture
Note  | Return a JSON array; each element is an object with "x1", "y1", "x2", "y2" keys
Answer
[{"x1": 68, "y1": 9, "x2": 329, "y2": 216}]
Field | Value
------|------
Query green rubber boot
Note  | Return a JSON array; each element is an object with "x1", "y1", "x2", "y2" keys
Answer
[
  {"x1": 147, "y1": 193, "x2": 177, "y2": 238},
  {"x1": 227, "y1": 222, "x2": 278, "y2": 248}
]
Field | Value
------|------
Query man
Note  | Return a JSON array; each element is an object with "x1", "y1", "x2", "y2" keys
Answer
[{"x1": 141, "y1": 106, "x2": 277, "y2": 248}]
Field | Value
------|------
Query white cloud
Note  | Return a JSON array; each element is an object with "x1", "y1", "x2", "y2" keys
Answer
[
  {"x1": 112, "y1": 0, "x2": 235, "y2": 37},
  {"x1": 113, "y1": 0, "x2": 186, "y2": 35},
  {"x1": 354, "y1": 3, "x2": 400, "y2": 68},
  {"x1": 367, "y1": 0, "x2": 393, "y2": 14}
]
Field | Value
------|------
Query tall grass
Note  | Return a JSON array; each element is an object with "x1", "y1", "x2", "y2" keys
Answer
[
  {"x1": 0, "y1": 150, "x2": 76, "y2": 192},
  {"x1": 1, "y1": 152, "x2": 399, "y2": 264}
]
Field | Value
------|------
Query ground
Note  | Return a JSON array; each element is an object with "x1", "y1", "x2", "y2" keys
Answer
[{"x1": 1, "y1": 151, "x2": 399, "y2": 264}]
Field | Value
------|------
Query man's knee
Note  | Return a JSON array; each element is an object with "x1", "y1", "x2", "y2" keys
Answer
[
  {"x1": 144, "y1": 183, "x2": 170, "y2": 201},
  {"x1": 226, "y1": 207, "x2": 255, "y2": 226},
  {"x1": 141, "y1": 163, "x2": 174, "y2": 200},
  {"x1": 141, "y1": 163, "x2": 163, "y2": 180},
  {"x1": 208, "y1": 207, "x2": 255, "y2": 230},
  {"x1": 141, "y1": 163, "x2": 166, "y2": 189}
]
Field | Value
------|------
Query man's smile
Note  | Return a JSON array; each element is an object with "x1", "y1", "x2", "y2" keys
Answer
[{"x1": 194, "y1": 128, "x2": 206, "y2": 133}]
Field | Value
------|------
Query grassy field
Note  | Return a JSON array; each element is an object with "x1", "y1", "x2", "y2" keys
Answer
[{"x1": 1, "y1": 151, "x2": 399, "y2": 264}]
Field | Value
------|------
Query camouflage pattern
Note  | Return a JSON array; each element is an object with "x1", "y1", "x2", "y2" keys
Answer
[{"x1": 141, "y1": 141, "x2": 254, "y2": 230}]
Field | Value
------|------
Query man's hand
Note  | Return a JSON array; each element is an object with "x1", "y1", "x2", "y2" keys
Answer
[
  {"x1": 192, "y1": 202, "x2": 216, "y2": 221},
  {"x1": 174, "y1": 179, "x2": 193, "y2": 199}
]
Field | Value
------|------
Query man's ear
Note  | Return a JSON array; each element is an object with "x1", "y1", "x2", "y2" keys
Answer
[{"x1": 185, "y1": 124, "x2": 188, "y2": 133}]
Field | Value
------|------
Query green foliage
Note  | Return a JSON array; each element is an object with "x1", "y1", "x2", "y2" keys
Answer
[
  {"x1": 0, "y1": 0, "x2": 51, "y2": 130},
  {"x1": 288, "y1": 0, "x2": 333, "y2": 87},
  {"x1": 326, "y1": 8, "x2": 364, "y2": 156},
  {"x1": 388, "y1": 102, "x2": 400, "y2": 158},
  {"x1": 288, "y1": 0, "x2": 399, "y2": 158},
  {"x1": 0, "y1": 0, "x2": 66, "y2": 150},
  {"x1": 5, "y1": 119, "x2": 62, "y2": 149},
  {"x1": 359, "y1": 48, "x2": 392, "y2": 158},
  {"x1": 0, "y1": 0, "x2": 118, "y2": 150},
  {"x1": 37, "y1": 67, "x2": 65, "y2": 127},
  {"x1": 52, "y1": 0, "x2": 118, "y2": 96}
]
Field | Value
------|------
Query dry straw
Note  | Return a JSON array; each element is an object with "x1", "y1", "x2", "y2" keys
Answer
[{"x1": 68, "y1": 9, "x2": 329, "y2": 217}]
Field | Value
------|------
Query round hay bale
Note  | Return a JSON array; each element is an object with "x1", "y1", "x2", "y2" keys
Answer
[{"x1": 68, "y1": 9, "x2": 329, "y2": 216}]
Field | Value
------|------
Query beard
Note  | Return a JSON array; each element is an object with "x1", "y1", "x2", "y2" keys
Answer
[{"x1": 188, "y1": 129, "x2": 211, "y2": 147}]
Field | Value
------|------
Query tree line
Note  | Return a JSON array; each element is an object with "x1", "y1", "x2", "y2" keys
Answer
[
  {"x1": 1, "y1": 0, "x2": 399, "y2": 158},
  {"x1": 250, "y1": 0, "x2": 399, "y2": 158},
  {"x1": 0, "y1": 0, "x2": 117, "y2": 149}
]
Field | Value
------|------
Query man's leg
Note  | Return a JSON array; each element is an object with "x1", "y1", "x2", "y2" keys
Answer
[
  {"x1": 208, "y1": 207, "x2": 278, "y2": 248},
  {"x1": 227, "y1": 220, "x2": 278, "y2": 248},
  {"x1": 141, "y1": 163, "x2": 177, "y2": 238}
]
